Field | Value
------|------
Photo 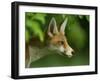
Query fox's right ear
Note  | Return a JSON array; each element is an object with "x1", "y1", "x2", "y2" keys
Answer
[
  {"x1": 60, "y1": 18, "x2": 68, "y2": 35},
  {"x1": 47, "y1": 17, "x2": 58, "y2": 38}
]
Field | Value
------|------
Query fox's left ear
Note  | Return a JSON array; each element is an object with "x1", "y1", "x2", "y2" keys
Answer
[
  {"x1": 60, "y1": 18, "x2": 68, "y2": 35},
  {"x1": 47, "y1": 17, "x2": 58, "y2": 38}
]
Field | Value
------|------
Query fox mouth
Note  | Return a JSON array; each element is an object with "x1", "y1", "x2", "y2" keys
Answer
[
  {"x1": 49, "y1": 44, "x2": 74, "y2": 58},
  {"x1": 60, "y1": 51, "x2": 74, "y2": 58},
  {"x1": 59, "y1": 52, "x2": 69, "y2": 57},
  {"x1": 61, "y1": 52, "x2": 68, "y2": 57}
]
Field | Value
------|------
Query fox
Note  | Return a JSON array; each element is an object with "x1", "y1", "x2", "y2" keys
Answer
[{"x1": 25, "y1": 17, "x2": 74, "y2": 68}]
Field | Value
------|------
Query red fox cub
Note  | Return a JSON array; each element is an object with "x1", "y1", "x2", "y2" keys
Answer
[{"x1": 25, "y1": 17, "x2": 74, "y2": 68}]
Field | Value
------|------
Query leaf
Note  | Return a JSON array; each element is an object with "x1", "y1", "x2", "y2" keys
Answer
[
  {"x1": 26, "y1": 12, "x2": 34, "y2": 17},
  {"x1": 78, "y1": 15, "x2": 84, "y2": 19},
  {"x1": 85, "y1": 15, "x2": 89, "y2": 21},
  {"x1": 26, "y1": 12, "x2": 34, "y2": 19},
  {"x1": 25, "y1": 30, "x2": 30, "y2": 43},
  {"x1": 32, "y1": 13, "x2": 46, "y2": 24},
  {"x1": 26, "y1": 19, "x2": 44, "y2": 42},
  {"x1": 62, "y1": 14, "x2": 66, "y2": 19}
]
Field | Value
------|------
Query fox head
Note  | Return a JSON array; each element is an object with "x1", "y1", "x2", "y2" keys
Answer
[{"x1": 47, "y1": 17, "x2": 74, "y2": 57}]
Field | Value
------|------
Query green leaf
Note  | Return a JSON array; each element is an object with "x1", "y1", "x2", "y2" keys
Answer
[
  {"x1": 25, "y1": 30, "x2": 30, "y2": 43},
  {"x1": 26, "y1": 19, "x2": 44, "y2": 42},
  {"x1": 85, "y1": 15, "x2": 89, "y2": 21},
  {"x1": 62, "y1": 14, "x2": 66, "y2": 19},
  {"x1": 32, "y1": 13, "x2": 46, "y2": 24},
  {"x1": 78, "y1": 15, "x2": 84, "y2": 19},
  {"x1": 26, "y1": 12, "x2": 34, "y2": 17}
]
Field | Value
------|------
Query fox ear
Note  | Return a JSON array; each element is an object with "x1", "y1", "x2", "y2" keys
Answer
[
  {"x1": 48, "y1": 17, "x2": 58, "y2": 37},
  {"x1": 60, "y1": 18, "x2": 68, "y2": 34}
]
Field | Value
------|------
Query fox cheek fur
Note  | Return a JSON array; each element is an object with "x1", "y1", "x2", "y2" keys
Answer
[{"x1": 48, "y1": 17, "x2": 74, "y2": 57}]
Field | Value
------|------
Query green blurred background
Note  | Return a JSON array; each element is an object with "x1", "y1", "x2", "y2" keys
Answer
[{"x1": 25, "y1": 12, "x2": 89, "y2": 68}]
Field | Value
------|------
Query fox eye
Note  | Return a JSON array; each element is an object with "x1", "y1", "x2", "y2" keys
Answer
[
  {"x1": 60, "y1": 41, "x2": 64, "y2": 44},
  {"x1": 58, "y1": 41, "x2": 64, "y2": 45}
]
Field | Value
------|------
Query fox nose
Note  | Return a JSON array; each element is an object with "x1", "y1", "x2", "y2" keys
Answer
[
  {"x1": 64, "y1": 48, "x2": 74, "y2": 58},
  {"x1": 72, "y1": 51, "x2": 74, "y2": 54}
]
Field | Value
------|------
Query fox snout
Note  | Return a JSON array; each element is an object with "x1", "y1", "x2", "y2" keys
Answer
[
  {"x1": 48, "y1": 17, "x2": 74, "y2": 58},
  {"x1": 64, "y1": 45, "x2": 74, "y2": 58},
  {"x1": 57, "y1": 39, "x2": 74, "y2": 57}
]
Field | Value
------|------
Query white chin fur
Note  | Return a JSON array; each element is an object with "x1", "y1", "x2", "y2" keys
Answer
[
  {"x1": 66, "y1": 53, "x2": 73, "y2": 58},
  {"x1": 59, "y1": 46, "x2": 73, "y2": 58},
  {"x1": 59, "y1": 46, "x2": 64, "y2": 52},
  {"x1": 65, "y1": 46, "x2": 73, "y2": 58}
]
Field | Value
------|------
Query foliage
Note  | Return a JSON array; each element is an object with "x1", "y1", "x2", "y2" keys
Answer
[{"x1": 25, "y1": 12, "x2": 46, "y2": 42}]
